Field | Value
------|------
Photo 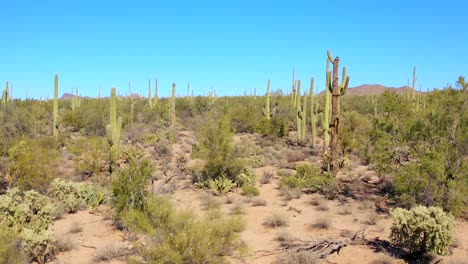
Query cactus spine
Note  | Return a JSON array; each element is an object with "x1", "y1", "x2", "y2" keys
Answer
[
  {"x1": 53, "y1": 74, "x2": 60, "y2": 141},
  {"x1": 106, "y1": 87, "x2": 122, "y2": 173},
  {"x1": 70, "y1": 88, "x2": 81, "y2": 110},
  {"x1": 169, "y1": 83, "x2": 176, "y2": 144},
  {"x1": 263, "y1": 80, "x2": 271, "y2": 121},
  {"x1": 327, "y1": 50, "x2": 350, "y2": 175}
]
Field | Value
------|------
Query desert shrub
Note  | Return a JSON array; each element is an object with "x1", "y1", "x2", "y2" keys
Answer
[
  {"x1": 312, "y1": 215, "x2": 333, "y2": 229},
  {"x1": 55, "y1": 235, "x2": 76, "y2": 252},
  {"x1": 259, "y1": 169, "x2": 274, "y2": 184},
  {"x1": 393, "y1": 150, "x2": 467, "y2": 215},
  {"x1": 6, "y1": 137, "x2": 58, "y2": 192},
  {"x1": 119, "y1": 145, "x2": 144, "y2": 164},
  {"x1": 264, "y1": 211, "x2": 289, "y2": 228},
  {"x1": 276, "y1": 230, "x2": 295, "y2": 244},
  {"x1": 199, "y1": 193, "x2": 222, "y2": 211},
  {"x1": 80, "y1": 184, "x2": 108, "y2": 210},
  {"x1": 231, "y1": 202, "x2": 246, "y2": 215},
  {"x1": 389, "y1": 206, "x2": 455, "y2": 256},
  {"x1": 194, "y1": 111, "x2": 245, "y2": 184},
  {"x1": 94, "y1": 242, "x2": 125, "y2": 262},
  {"x1": 277, "y1": 250, "x2": 319, "y2": 264},
  {"x1": 241, "y1": 184, "x2": 260, "y2": 197},
  {"x1": 70, "y1": 137, "x2": 108, "y2": 178},
  {"x1": 112, "y1": 159, "x2": 152, "y2": 215},
  {"x1": 0, "y1": 105, "x2": 33, "y2": 156},
  {"x1": 251, "y1": 197, "x2": 267, "y2": 206},
  {"x1": 121, "y1": 196, "x2": 246, "y2": 263},
  {"x1": 0, "y1": 226, "x2": 26, "y2": 264},
  {"x1": 256, "y1": 116, "x2": 287, "y2": 138},
  {"x1": 0, "y1": 188, "x2": 56, "y2": 263},
  {"x1": 280, "y1": 163, "x2": 334, "y2": 192},
  {"x1": 280, "y1": 187, "x2": 302, "y2": 201},
  {"x1": 69, "y1": 222, "x2": 83, "y2": 233}
]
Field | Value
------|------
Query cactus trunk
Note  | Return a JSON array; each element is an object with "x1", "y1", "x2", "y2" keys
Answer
[
  {"x1": 309, "y1": 77, "x2": 317, "y2": 147},
  {"x1": 53, "y1": 74, "x2": 59, "y2": 141},
  {"x1": 169, "y1": 83, "x2": 176, "y2": 144},
  {"x1": 106, "y1": 87, "x2": 122, "y2": 174},
  {"x1": 263, "y1": 80, "x2": 271, "y2": 121}
]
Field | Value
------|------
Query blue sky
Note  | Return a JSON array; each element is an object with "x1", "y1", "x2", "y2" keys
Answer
[{"x1": 1, "y1": 0, "x2": 467, "y2": 99}]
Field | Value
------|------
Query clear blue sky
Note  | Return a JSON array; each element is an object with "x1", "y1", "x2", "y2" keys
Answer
[{"x1": 1, "y1": 0, "x2": 467, "y2": 99}]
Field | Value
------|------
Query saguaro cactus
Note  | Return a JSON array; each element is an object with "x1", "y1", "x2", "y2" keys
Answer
[
  {"x1": 301, "y1": 90, "x2": 307, "y2": 141},
  {"x1": 70, "y1": 88, "x2": 81, "y2": 110},
  {"x1": 148, "y1": 78, "x2": 159, "y2": 108},
  {"x1": 309, "y1": 77, "x2": 318, "y2": 147},
  {"x1": 53, "y1": 74, "x2": 60, "y2": 141},
  {"x1": 296, "y1": 80, "x2": 304, "y2": 142},
  {"x1": 169, "y1": 83, "x2": 176, "y2": 144},
  {"x1": 106, "y1": 87, "x2": 122, "y2": 173},
  {"x1": 412, "y1": 66, "x2": 417, "y2": 102},
  {"x1": 263, "y1": 80, "x2": 271, "y2": 121},
  {"x1": 327, "y1": 50, "x2": 350, "y2": 175},
  {"x1": 291, "y1": 68, "x2": 296, "y2": 107},
  {"x1": 1, "y1": 81, "x2": 10, "y2": 106}
]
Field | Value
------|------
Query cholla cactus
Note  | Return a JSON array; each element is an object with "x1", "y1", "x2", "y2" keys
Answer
[{"x1": 390, "y1": 206, "x2": 455, "y2": 256}]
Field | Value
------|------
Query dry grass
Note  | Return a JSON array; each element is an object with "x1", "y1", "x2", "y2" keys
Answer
[
  {"x1": 276, "y1": 230, "x2": 295, "y2": 245},
  {"x1": 55, "y1": 235, "x2": 77, "y2": 252},
  {"x1": 310, "y1": 194, "x2": 329, "y2": 211},
  {"x1": 199, "y1": 193, "x2": 222, "y2": 210},
  {"x1": 251, "y1": 197, "x2": 267, "y2": 206},
  {"x1": 311, "y1": 215, "x2": 333, "y2": 229},
  {"x1": 94, "y1": 242, "x2": 125, "y2": 262},
  {"x1": 366, "y1": 211, "x2": 379, "y2": 225},
  {"x1": 68, "y1": 222, "x2": 83, "y2": 234},
  {"x1": 264, "y1": 211, "x2": 289, "y2": 228},
  {"x1": 338, "y1": 206, "x2": 353, "y2": 215},
  {"x1": 277, "y1": 250, "x2": 320, "y2": 264},
  {"x1": 281, "y1": 187, "x2": 302, "y2": 201},
  {"x1": 224, "y1": 194, "x2": 236, "y2": 204},
  {"x1": 259, "y1": 169, "x2": 274, "y2": 184},
  {"x1": 371, "y1": 254, "x2": 399, "y2": 264},
  {"x1": 231, "y1": 202, "x2": 246, "y2": 215},
  {"x1": 358, "y1": 200, "x2": 375, "y2": 210}
]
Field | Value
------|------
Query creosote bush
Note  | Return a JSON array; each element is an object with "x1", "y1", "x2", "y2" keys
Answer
[{"x1": 389, "y1": 206, "x2": 455, "y2": 256}]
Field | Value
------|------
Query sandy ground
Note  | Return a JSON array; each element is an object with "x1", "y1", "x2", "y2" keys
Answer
[{"x1": 51, "y1": 132, "x2": 468, "y2": 264}]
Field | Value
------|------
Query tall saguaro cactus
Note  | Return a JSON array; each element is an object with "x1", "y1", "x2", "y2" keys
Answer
[
  {"x1": 106, "y1": 87, "x2": 122, "y2": 173},
  {"x1": 296, "y1": 80, "x2": 304, "y2": 142},
  {"x1": 263, "y1": 80, "x2": 271, "y2": 121},
  {"x1": 70, "y1": 88, "x2": 81, "y2": 110},
  {"x1": 321, "y1": 59, "x2": 332, "y2": 149},
  {"x1": 53, "y1": 74, "x2": 60, "y2": 141},
  {"x1": 309, "y1": 77, "x2": 318, "y2": 147},
  {"x1": 148, "y1": 78, "x2": 159, "y2": 108},
  {"x1": 169, "y1": 83, "x2": 176, "y2": 144},
  {"x1": 1, "y1": 81, "x2": 11, "y2": 106},
  {"x1": 327, "y1": 50, "x2": 350, "y2": 175},
  {"x1": 291, "y1": 68, "x2": 296, "y2": 107}
]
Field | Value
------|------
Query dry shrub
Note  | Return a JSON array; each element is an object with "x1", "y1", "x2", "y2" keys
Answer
[
  {"x1": 68, "y1": 222, "x2": 83, "y2": 234},
  {"x1": 251, "y1": 197, "x2": 267, "y2": 206},
  {"x1": 264, "y1": 211, "x2": 289, "y2": 228},
  {"x1": 55, "y1": 235, "x2": 76, "y2": 252},
  {"x1": 259, "y1": 169, "x2": 274, "y2": 184},
  {"x1": 277, "y1": 250, "x2": 320, "y2": 264},
  {"x1": 94, "y1": 242, "x2": 125, "y2": 262},
  {"x1": 199, "y1": 193, "x2": 222, "y2": 210},
  {"x1": 312, "y1": 215, "x2": 332, "y2": 229},
  {"x1": 280, "y1": 187, "x2": 302, "y2": 201}
]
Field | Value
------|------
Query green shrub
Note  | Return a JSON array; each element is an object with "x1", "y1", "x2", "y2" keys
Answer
[
  {"x1": 6, "y1": 137, "x2": 58, "y2": 192},
  {"x1": 195, "y1": 111, "x2": 245, "y2": 183},
  {"x1": 280, "y1": 163, "x2": 333, "y2": 192},
  {"x1": 112, "y1": 159, "x2": 152, "y2": 215},
  {"x1": 241, "y1": 184, "x2": 260, "y2": 197},
  {"x1": 0, "y1": 226, "x2": 26, "y2": 264},
  {"x1": 74, "y1": 137, "x2": 108, "y2": 178},
  {"x1": 121, "y1": 197, "x2": 246, "y2": 263},
  {"x1": 389, "y1": 206, "x2": 455, "y2": 256}
]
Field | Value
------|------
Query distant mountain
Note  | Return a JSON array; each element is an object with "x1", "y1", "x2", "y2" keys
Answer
[{"x1": 346, "y1": 84, "x2": 411, "y2": 96}]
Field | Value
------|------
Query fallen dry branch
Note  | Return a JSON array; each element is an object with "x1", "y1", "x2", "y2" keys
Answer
[{"x1": 282, "y1": 238, "x2": 350, "y2": 259}]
